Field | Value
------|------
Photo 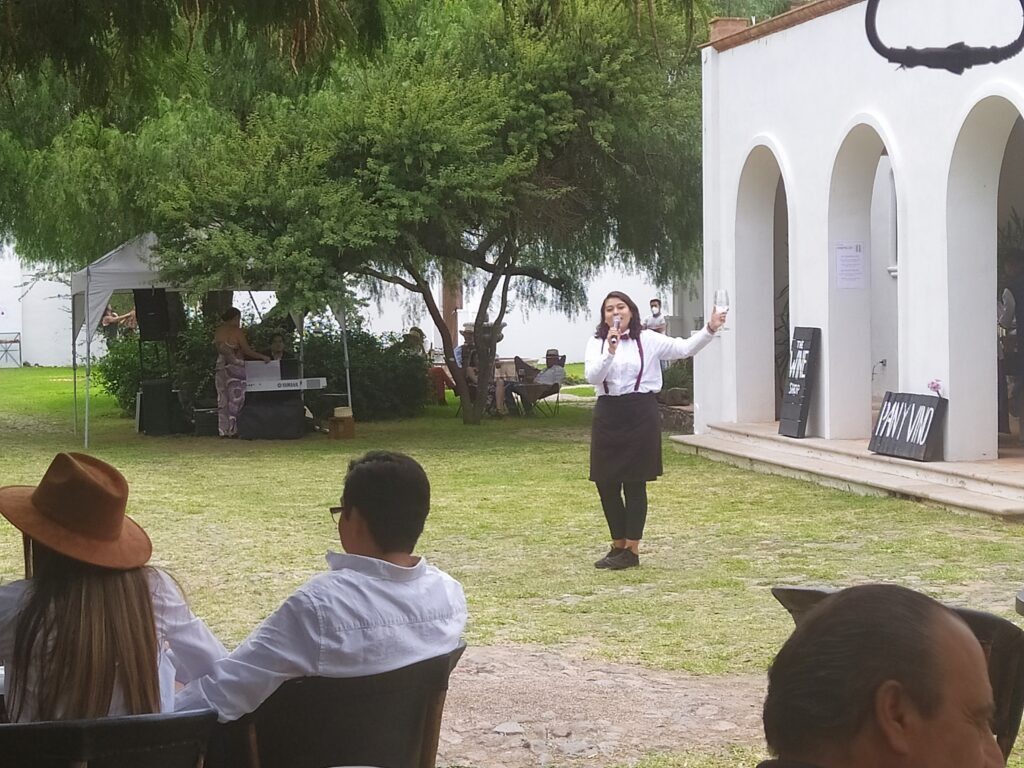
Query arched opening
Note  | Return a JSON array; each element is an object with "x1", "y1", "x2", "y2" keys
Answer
[
  {"x1": 947, "y1": 96, "x2": 1023, "y2": 460},
  {"x1": 734, "y1": 145, "x2": 790, "y2": 424},
  {"x1": 998, "y1": 116, "x2": 1024, "y2": 448},
  {"x1": 826, "y1": 124, "x2": 897, "y2": 439}
]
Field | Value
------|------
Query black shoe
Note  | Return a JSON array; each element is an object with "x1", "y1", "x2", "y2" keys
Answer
[
  {"x1": 605, "y1": 549, "x2": 640, "y2": 570},
  {"x1": 594, "y1": 546, "x2": 625, "y2": 569}
]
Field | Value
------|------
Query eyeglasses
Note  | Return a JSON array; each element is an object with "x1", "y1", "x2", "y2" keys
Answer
[{"x1": 330, "y1": 506, "x2": 344, "y2": 525}]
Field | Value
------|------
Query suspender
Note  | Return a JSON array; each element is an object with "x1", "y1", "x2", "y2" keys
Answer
[{"x1": 600, "y1": 335, "x2": 645, "y2": 394}]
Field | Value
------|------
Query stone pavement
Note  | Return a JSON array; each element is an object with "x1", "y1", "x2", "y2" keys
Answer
[{"x1": 438, "y1": 645, "x2": 766, "y2": 767}]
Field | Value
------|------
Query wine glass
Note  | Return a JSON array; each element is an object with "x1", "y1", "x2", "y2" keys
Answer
[{"x1": 713, "y1": 288, "x2": 730, "y2": 332}]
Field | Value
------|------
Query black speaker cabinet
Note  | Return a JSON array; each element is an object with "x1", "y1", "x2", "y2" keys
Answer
[
  {"x1": 140, "y1": 378, "x2": 172, "y2": 436},
  {"x1": 133, "y1": 288, "x2": 170, "y2": 341}
]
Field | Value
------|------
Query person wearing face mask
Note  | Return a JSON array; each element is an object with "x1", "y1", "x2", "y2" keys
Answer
[
  {"x1": 584, "y1": 291, "x2": 727, "y2": 570},
  {"x1": 643, "y1": 298, "x2": 667, "y2": 335}
]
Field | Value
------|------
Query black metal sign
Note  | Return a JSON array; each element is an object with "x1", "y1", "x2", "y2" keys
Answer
[
  {"x1": 868, "y1": 392, "x2": 947, "y2": 462},
  {"x1": 779, "y1": 327, "x2": 821, "y2": 439}
]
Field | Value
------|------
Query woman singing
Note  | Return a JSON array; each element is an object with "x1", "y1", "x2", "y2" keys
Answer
[
  {"x1": 585, "y1": 291, "x2": 727, "y2": 570},
  {"x1": 214, "y1": 307, "x2": 270, "y2": 437}
]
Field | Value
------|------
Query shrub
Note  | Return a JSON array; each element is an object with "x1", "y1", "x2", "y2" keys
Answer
[
  {"x1": 303, "y1": 320, "x2": 430, "y2": 421},
  {"x1": 95, "y1": 312, "x2": 430, "y2": 422},
  {"x1": 663, "y1": 358, "x2": 693, "y2": 392},
  {"x1": 93, "y1": 333, "x2": 170, "y2": 414}
]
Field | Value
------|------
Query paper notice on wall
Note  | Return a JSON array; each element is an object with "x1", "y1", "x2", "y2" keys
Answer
[{"x1": 835, "y1": 242, "x2": 866, "y2": 290}]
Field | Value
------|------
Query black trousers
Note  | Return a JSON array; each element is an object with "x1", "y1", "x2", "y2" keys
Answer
[{"x1": 596, "y1": 480, "x2": 648, "y2": 540}]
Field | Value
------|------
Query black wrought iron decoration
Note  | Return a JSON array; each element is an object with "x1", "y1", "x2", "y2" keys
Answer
[{"x1": 865, "y1": 0, "x2": 1024, "y2": 75}]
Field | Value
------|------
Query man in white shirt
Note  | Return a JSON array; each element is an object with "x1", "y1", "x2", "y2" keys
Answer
[
  {"x1": 642, "y1": 298, "x2": 667, "y2": 334},
  {"x1": 175, "y1": 451, "x2": 468, "y2": 722}
]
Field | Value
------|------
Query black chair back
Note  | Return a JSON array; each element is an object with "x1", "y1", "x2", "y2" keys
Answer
[
  {"x1": 211, "y1": 643, "x2": 466, "y2": 768},
  {"x1": 771, "y1": 585, "x2": 1024, "y2": 761},
  {"x1": 0, "y1": 708, "x2": 218, "y2": 768}
]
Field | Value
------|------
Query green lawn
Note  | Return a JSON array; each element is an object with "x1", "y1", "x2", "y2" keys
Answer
[{"x1": 3, "y1": 367, "x2": 1024, "y2": 766}]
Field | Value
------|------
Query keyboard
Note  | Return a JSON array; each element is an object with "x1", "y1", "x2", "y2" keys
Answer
[{"x1": 245, "y1": 377, "x2": 328, "y2": 393}]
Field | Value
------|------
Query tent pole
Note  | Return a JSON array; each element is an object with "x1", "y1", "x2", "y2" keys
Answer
[
  {"x1": 84, "y1": 266, "x2": 91, "y2": 449},
  {"x1": 72, "y1": 331, "x2": 78, "y2": 436},
  {"x1": 340, "y1": 305, "x2": 353, "y2": 411}
]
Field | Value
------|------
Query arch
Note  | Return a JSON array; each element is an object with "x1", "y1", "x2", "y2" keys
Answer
[
  {"x1": 945, "y1": 93, "x2": 1024, "y2": 460},
  {"x1": 733, "y1": 141, "x2": 792, "y2": 423},
  {"x1": 825, "y1": 119, "x2": 899, "y2": 439}
]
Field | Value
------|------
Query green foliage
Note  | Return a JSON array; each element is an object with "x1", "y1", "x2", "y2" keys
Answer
[
  {"x1": 93, "y1": 312, "x2": 217, "y2": 414},
  {"x1": 663, "y1": 358, "x2": 693, "y2": 392},
  {"x1": 302, "y1": 320, "x2": 431, "y2": 421},
  {"x1": 93, "y1": 334, "x2": 169, "y2": 414}
]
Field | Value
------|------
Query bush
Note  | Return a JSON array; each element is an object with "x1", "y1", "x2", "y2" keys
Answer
[
  {"x1": 94, "y1": 313, "x2": 218, "y2": 415},
  {"x1": 302, "y1": 320, "x2": 430, "y2": 421},
  {"x1": 93, "y1": 334, "x2": 170, "y2": 414},
  {"x1": 95, "y1": 313, "x2": 430, "y2": 422},
  {"x1": 663, "y1": 358, "x2": 693, "y2": 392}
]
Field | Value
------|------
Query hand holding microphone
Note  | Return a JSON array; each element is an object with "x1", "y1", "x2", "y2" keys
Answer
[{"x1": 608, "y1": 313, "x2": 622, "y2": 353}]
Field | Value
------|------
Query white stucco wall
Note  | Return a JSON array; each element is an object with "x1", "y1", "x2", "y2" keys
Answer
[
  {"x1": 0, "y1": 247, "x2": 79, "y2": 367},
  {"x1": 701, "y1": 0, "x2": 1024, "y2": 460}
]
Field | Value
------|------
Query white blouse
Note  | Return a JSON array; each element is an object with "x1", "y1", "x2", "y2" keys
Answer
[
  {"x1": 0, "y1": 568, "x2": 227, "y2": 721},
  {"x1": 585, "y1": 327, "x2": 715, "y2": 397}
]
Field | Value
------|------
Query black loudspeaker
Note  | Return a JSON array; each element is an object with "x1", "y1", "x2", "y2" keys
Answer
[
  {"x1": 140, "y1": 378, "x2": 172, "y2": 436},
  {"x1": 133, "y1": 289, "x2": 170, "y2": 341}
]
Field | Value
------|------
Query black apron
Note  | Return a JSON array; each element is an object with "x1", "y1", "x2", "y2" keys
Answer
[{"x1": 589, "y1": 334, "x2": 662, "y2": 482}]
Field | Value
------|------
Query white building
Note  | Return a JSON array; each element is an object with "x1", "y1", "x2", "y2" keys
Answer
[
  {"x1": 697, "y1": 0, "x2": 1024, "y2": 461},
  {"x1": 0, "y1": 247, "x2": 80, "y2": 367}
]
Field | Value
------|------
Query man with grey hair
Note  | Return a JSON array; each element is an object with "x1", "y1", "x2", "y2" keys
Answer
[{"x1": 759, "y1": 584, "x2": 1003, "y2": 768}]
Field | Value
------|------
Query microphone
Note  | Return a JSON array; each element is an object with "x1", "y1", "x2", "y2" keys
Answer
[{"x1": 610, "y1": 313, "x2": 621, "y2": 348}]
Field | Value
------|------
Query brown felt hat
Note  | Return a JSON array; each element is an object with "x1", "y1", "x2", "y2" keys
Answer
[{"x1": 0, "y1": 453, "x2": 152, "y2": 570}]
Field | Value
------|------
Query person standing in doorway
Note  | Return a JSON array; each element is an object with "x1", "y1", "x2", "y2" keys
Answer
[{"x1": 585, "y1": 291, "x2": 726, "y2": 570}]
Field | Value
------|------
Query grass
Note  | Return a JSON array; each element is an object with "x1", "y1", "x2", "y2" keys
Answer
[{"x1": 3, "y1": 367, "x2": 1024, "y2": 766}]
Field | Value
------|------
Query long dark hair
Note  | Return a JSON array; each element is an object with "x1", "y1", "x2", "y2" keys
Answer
[
  {"x1": 594, "y1": 291, "x2": 643, "y2": 340},
  {"x1": 9, "y1": 543, "x2": 160, "y2": 721}
]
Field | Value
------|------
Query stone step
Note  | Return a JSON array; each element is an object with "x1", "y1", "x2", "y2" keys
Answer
[
  {"x1": 670, "y1": 433, "x2": 1024, "y2": 520},
  {"x1": 700, "y1": 422, "x2": 1024, "y2": 501}
]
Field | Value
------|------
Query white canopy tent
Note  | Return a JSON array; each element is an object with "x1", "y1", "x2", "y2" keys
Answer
[{"x1": 71, "y1": 234, "x2": 353, "y2": 447}]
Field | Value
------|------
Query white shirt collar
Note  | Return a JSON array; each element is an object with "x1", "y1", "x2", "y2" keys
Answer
[{"x1": 325, "y1": 551, "x2": 426, "y2": 582}]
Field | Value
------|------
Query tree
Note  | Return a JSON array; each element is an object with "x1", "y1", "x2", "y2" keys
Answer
[{"x1": 5, "y1": 0, "x2": 708, "y2": 424}]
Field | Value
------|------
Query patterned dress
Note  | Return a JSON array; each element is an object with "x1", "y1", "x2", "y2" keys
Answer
[{"x1": 215, "y1": 341, "x2": 246, "y2": 437}]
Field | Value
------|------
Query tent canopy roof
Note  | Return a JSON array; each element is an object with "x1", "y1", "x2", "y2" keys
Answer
[{"x1": 71, "y1": 233, "x2": 277, "y2": 340}]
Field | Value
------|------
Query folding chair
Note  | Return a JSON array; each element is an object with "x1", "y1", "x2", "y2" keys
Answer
[
  {"x1": 772, "y1": 585, "x2": 1024, "y2": 761},
  {"x1": 511, "y1": 356, "x2": 562, "y2": 416},
  {"x1": 0, "y1": 708, "x2": 218, "y2": 768},
  {"x1": 207, "y1": 643, "x2": 466, "y2": 768}
]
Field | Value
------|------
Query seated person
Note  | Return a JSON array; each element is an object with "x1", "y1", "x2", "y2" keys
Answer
[
  {"x1": 175, "y1": 451, "x2": 468, "y2": 722},
  {"x1": 0, "y1": 453, "x2": 226, "y2": 721},
  {"x1": 758, "y1": 583, "x2": 1002, "y2": 768},
  {"x1": 509, "y1": 349, "x2": 566, "y2": 414},
  {"x1": 269, "y1": 333, "x2": 289, "y2": 361}
]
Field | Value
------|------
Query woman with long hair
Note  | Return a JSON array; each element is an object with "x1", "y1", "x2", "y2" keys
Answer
[
  {"x1": 585, "y1": 291, "x2": 727, "y2": 570},
  {"x1": 214, "y1": 307, "x2": 270, "y2": 437},
  {"x1": 0, "y1": 452, "x2": 226, "y2": 721}
]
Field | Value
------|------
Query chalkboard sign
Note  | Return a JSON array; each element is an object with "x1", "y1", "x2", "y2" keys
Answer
[
  {"x1": 779, "y1": 327, "x2": 821, "y2": 438},
  {"x1": 869, "y1": 392, "x2": 947, "y2": 462}
]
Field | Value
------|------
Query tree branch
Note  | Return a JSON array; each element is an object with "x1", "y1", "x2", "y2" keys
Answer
[{"x1": 354, "y1": 266, "x2": 420, "y2": 293}]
